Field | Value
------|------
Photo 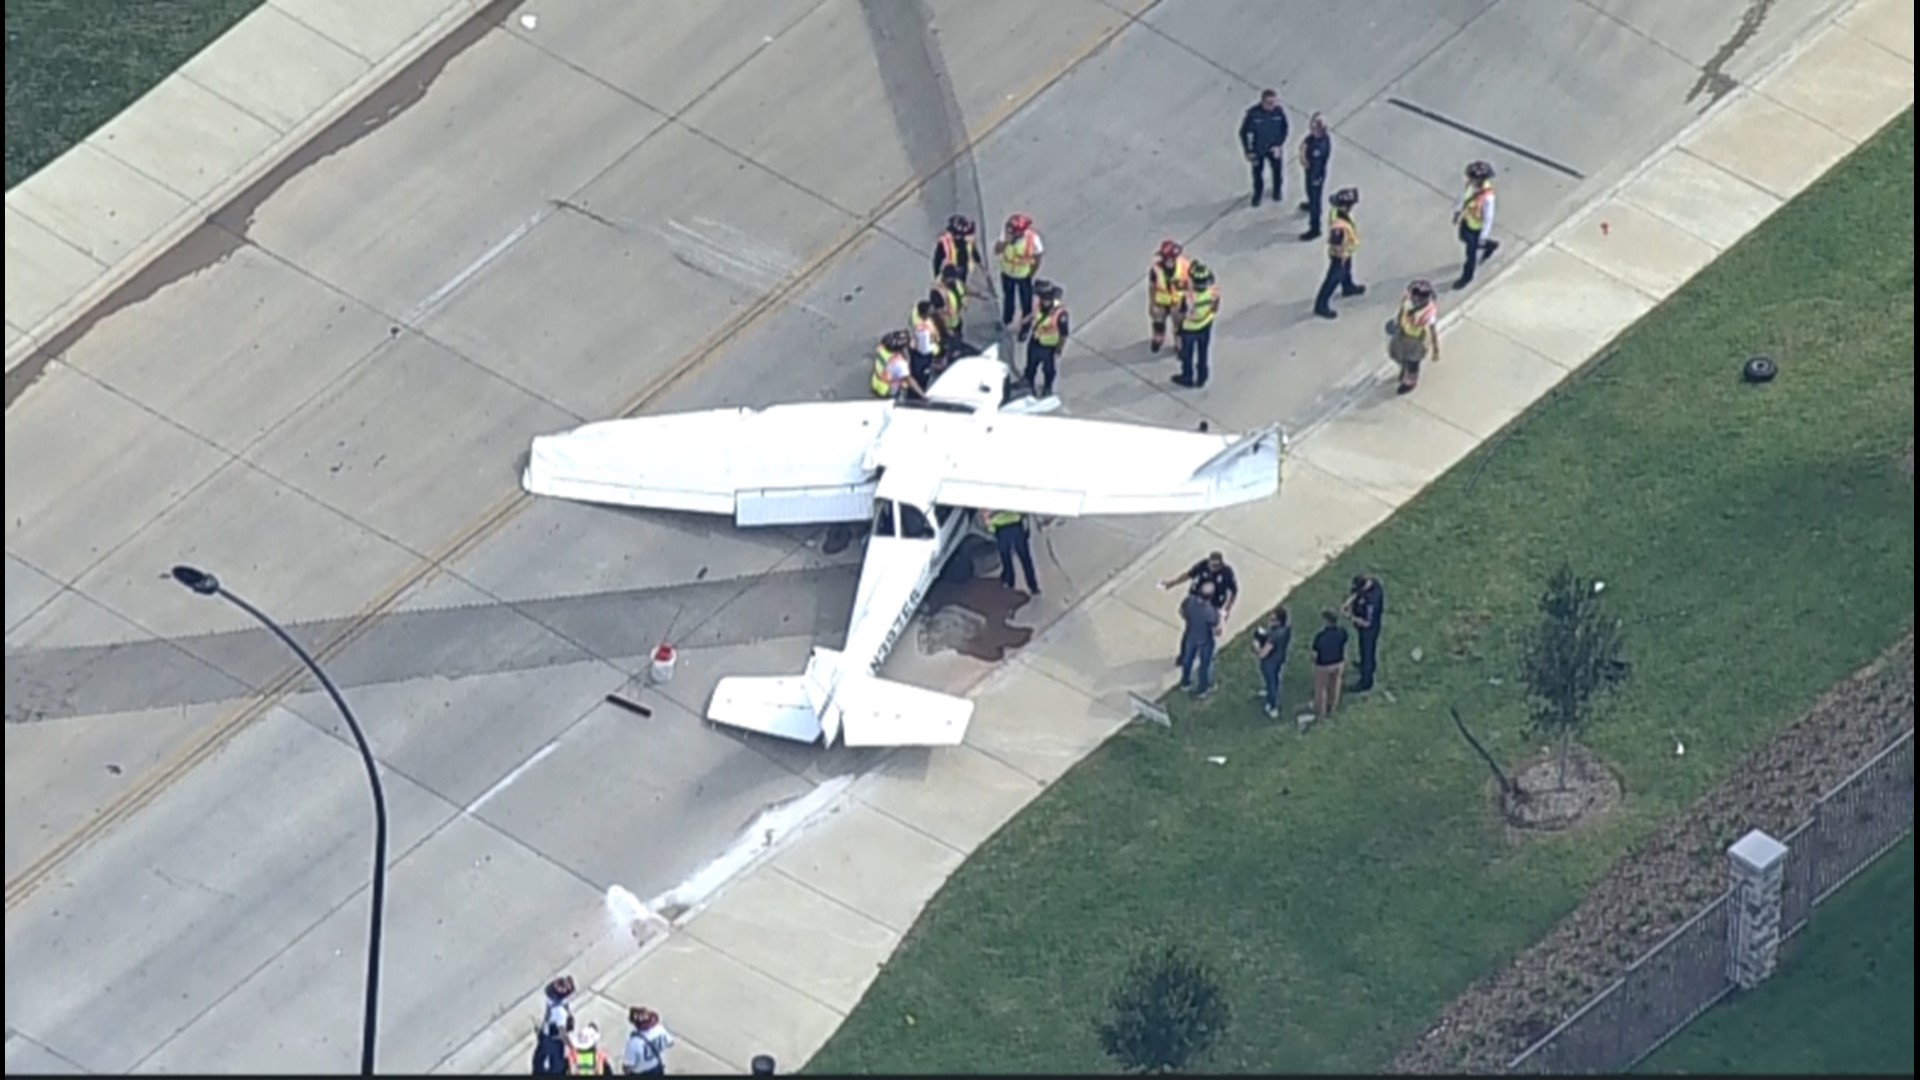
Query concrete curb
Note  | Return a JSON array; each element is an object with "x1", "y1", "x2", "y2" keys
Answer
[{"x1": 3, "y1": 0, "x2": 486, "y2": 379}]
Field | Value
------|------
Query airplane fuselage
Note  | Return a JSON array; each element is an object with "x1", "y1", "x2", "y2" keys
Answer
[{"x1": 839, "y1": 497, "x2": 978, "y2": 678}]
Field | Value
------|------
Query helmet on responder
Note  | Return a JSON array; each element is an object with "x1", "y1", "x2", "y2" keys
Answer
[
  {"x1": 1189, "y1": 262, "x2": 1214, "y2": 285},
  {"x1": 1330, "y1": 187, "x2": 1360, "y2": 209},
  {"x1": 940, "y1": 262, "x2": 964, "y2": 284},
  {"x1": 1408, "y1": 279, "x2": 1435, "y2": 303},
  {"x1": 1034, "y1": 279, "x2": 1062, "y2": 301},
  {"x1": 947, "y1": 214, "x2": 975, "y2": 235},
  {"x1": 1157, "y1": 239, "x2": 1183, "y2": 261},
  {"x1": 629, "y1": 1006, "x2": 660, "y2": 1030},
  {"x1": 1466, "y1": 160, "x2": 1495, "y2": 182},
  {"x1": 571, "y1": 1023, "x2": 601, "y2": 1052},
  {"x1": 1006, "y1": 213, "x2": 1033, "y2": 235},
  {"x1": 882, "y1": 329, "x2": 911, "y2": 351},
  {"x1": 546, "y1": 976, "x2": 576, "y2": 1000}
]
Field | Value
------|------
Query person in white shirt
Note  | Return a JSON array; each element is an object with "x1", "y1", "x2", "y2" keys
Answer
[
  {"x1": 532, "y1": 975, "x2": 577, "y2": 1075},
  {"x1": 622, "y1": 1006, "x2": 676, "y2": 1075}
]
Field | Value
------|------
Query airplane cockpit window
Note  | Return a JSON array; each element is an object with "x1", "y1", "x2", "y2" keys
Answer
[
  {"x1": 900, "y1": 504, "x2": 936, "y2": 539},
  {"x1": 872, "y1": 500, "x2": 896, "y2": 538}
]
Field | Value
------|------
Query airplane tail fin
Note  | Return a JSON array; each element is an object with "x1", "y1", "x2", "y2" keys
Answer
[{"x1": 707, "y1": 648, "x2": 973, "y2": 748}]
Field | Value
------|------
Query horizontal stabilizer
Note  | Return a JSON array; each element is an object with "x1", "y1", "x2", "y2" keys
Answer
[
  {"x1": 709, "y1": 676, "x2": 824, "y2": 744},
  {"x1": 835, "y1": 673, "x2": 973, "y2": 747}
]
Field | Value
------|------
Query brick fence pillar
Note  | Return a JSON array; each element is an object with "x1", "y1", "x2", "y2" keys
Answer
[{"x1": 1726, "y1": 829, "x2": 1789, "y2": 990}]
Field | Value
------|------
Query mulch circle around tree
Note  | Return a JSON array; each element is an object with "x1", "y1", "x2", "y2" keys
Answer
[{"x1": 1497, "y1": 745, "x2": 1624, "y2": 833}]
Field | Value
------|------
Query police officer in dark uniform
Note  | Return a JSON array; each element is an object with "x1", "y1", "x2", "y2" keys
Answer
[
  {"x1": 1297, "y1": 112, "x2": 1333, "y2": 241},
  {"x1": 1342, "y1": 574, "x2": 1386, "y2": 692},
  {"x1": 1238, "y1": 89, "x2": 1291, "y2": 207},
  {"x1": 1312, "y1": 187, "x2": 1366, "y2": 319}
]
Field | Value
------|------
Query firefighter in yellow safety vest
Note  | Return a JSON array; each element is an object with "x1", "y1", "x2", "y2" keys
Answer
[
  {"x1": 1148, "y1": 239, "x2": 1193, "y2": 354},
  {"x1": 980, "y1": 509, "x2": 1040, "y2": 594},
  {"x1": 931, "y1": 214, "x2": 980, "y2": 286},
  {"x1": 933, "y1": 265, "x2": 969, "y2": 356},
  {"x1": 994, "y1": 213, "x2": 1044, "y2": 330},
  {"x1": 1385, "y1": 279, "x2": 1441, "y2": 395},
  {"x1": 1452, "y1": 160, "x2": 1500, "y2": 289},
  {"x1": 870, "y1": 330, "x2": 923, "y2": 399},
  {"x1": 1312, "y1": 187, "x2": 1366, "y2": 319},
  {"x1": 566, "y1": 1023, "x2": 613, "y2": 1075},
  {"x1": 1172, "y1": 263, "x2": 1220, "y2": 389},
  {"x1": 1020, "y1": 279, "x2": 1069, "y2": 398}
]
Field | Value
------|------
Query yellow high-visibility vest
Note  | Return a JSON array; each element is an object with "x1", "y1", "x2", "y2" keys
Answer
[
  {"x1": 937, "y1": 280, "x2": 965, "y2": 334},
  {"x1": 999, "y1": 233, "x2": 1039, "y2": 278},
  {"x1": 1461, "y1": 182, "x2": 1493, "y2": 230},
  {"x1": 1182, "y1": 286, "x2": 1219, "y2": 332},
  {"x1": 1031, "y1": 305, "x2": 1065, "y2": 347},
  {"x1": 936, "y1": 231, "x2": 973, "y2": 272},
  {"x1": 1150, "y1": 256, "x2": 1192, "y2": 308},
  {"x1": 871, "y1": 346, "x2": 907, "y2": 396},
  {"x1": 1395, "y1": 299, "x2": 1436, "y2": 339},
  {"x1": 1328, "y1": 213, "x2": 1359, "y2": 259},
  {"x1": 986, "y1": 510, "x2": 1021, "y2": 530}
]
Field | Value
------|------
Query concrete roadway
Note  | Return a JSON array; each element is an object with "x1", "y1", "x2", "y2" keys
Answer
[{"x1": 3, "y1": 0, "x2": 1840, "y2": 1072}]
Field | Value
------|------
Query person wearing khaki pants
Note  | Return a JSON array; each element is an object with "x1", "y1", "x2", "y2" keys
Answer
[{"x1": 1309, "y1": 608, "x2": 1350, "y2": 723}]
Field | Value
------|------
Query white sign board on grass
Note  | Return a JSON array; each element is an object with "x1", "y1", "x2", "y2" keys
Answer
[{"x1": 1128, "y1": 692, "x2": 1172, "y2": 728}]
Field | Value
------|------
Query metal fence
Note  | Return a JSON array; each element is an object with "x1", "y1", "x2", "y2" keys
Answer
[{"x1": 1507, "y1": 729, "x2": 1915, "y2": 1075}]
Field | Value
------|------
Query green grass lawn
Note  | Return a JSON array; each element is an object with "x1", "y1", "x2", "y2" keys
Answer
[
  {"x1": 1639, "y1": 837, "x2": 1914, "y2": 1076},
  {"x1": 5, "y1": 0, "x2": 265, "y2": 189},
  {"x1": 810, "y1": 110, "x2": 1916, "y2": 1075}
]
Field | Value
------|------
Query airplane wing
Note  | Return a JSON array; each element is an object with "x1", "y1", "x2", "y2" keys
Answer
[
  {"x1": 897, "y1": 415, "x2": 1283, "y2": 518},
  {"x1": 522, "y1": 401, "x2": 892, "y2": 526}
]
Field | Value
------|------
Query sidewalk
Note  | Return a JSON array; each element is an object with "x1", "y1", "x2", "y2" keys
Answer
[
  {"x1": 434, "y1": 1, "x2": 1912, "y2": 1072},
  {"x1": 4, "y1": 0, "x2": 486, "y2": 382}
]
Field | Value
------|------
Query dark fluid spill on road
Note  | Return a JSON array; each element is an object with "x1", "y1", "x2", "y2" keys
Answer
[
  {"x1": 920, "y1": 575, "x2": 1035, "y2": 662},
  {"x1": 5, "y1": 0, "x2": 520, "y2": 412}
]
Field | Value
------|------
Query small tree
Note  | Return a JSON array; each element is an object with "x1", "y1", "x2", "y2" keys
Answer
[
  {"x1": 1097, "y1": 943, "x2": 1232, "y2": 1074},
  {"x1": 1518, "y1": 563, "x2": 1630, "y2": 788}
]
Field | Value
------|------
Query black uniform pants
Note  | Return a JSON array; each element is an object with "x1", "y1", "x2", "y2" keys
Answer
[
  {"x1": 1302, "y1": 172, "x2": 1326, "y2": 234},
  {"x1": 908, "y1": 350, "x2": 937, "y2": 396},
  {"x1": 1177, "y1": 324, "x2": 1213, "y2": 386},
  {"x1": 994, "y1": 522, "x2": 1040, "y2": 592},
  {"x1": 1314, "y1": 256, "x2": 1360, "y2": 313},
  {"x1": 1023, "y1": 342, "x2": 1059, "y2": 396},
  {"x1": 1249, "y1": 153, "x2": 1283, "y2": 202},
  {"x1": 1356, "y1": 627, "x2": 1381, "y2": 690},
  {"x1": 532, "y1": 1035, "x2": 568, "y2": 1075},
  {"x1": 1456, "y1": 222, "x2": 1500, "y2": 285},
  {"x1": 1001, "y1": 274, "x2": 1034, "y2": 327}
]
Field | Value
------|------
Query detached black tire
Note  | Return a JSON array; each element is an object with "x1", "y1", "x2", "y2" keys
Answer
[{"x1": 1742, "y1": 355, "x2": 1778, "y2": 384}]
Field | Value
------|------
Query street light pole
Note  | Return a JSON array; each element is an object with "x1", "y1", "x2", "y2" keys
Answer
[{"x1": 168, "y1": 565, "x2": 387, "y2": 1076}]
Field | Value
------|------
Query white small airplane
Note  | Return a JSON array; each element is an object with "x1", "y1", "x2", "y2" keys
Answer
[{"x1": 522, "y1": 348, "x2": 1283, "y2": 749}]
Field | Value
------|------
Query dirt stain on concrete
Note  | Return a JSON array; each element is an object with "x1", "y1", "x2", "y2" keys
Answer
[
  {"x1": 4, "y1": 0, "x2": 519, "y2": 412},
  {"x1": 920, "y1": 575, "x2": 1035, "y2": 662}
]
